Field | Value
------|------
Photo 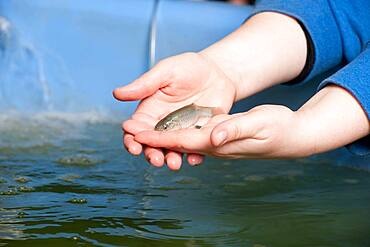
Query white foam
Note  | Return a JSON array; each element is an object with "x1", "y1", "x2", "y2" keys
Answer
[{"x1": 0, "y1": 110, "x2": 122, "y2": 148}]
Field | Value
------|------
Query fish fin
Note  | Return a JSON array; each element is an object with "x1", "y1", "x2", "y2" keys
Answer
[{"x1": 193, "y1": 104, "x2": 226, "y2": 116}]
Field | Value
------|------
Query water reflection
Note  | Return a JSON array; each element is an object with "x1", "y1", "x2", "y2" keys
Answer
[
  {"x1": 0, "y1": 116, "x2": 370, "y2": 246},
  {"x1": 0, "y1": 209, "x2": 25, "y2": 241}
]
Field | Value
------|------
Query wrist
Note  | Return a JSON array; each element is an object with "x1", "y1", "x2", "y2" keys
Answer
[
  {"x1": 273, "y1": 109, "x2": 316, "y2": 158},
  {"x1": 198, "y1": 50, "x2": 243, "y2": 101},
  {"x1": 291, "y1": 110, "x2": 318, "y2": 157},
  {"x1": 295, "y1": 85, "x2": 370, "y2": 156},
  {"x1": 200, "y1": 12, "x2": 307, "y2": 101}
]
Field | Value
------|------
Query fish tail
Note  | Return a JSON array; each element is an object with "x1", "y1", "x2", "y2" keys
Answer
[{"x1": 194, "y1": 104, "x2": 226, "y2": 116}]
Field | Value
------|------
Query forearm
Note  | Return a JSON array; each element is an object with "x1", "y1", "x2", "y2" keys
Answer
[
  {"x1": 296, "y1": 85, "x2": 370, "y2": 156},
  {"x1": 200, "y1": 12, "x2": 307, "y2": 101}
]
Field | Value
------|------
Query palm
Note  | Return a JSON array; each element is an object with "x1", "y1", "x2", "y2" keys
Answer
[
  {"x1": 127, "y1": 53, "x2": 236, "y2": 132},
  {"x1": 114, "y1": 52, "x2": 236, "y2": 169}
]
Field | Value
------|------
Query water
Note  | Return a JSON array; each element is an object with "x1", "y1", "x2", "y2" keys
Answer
[
  {"x1": 0, "y1": 16, "x2": 79, "y2": 113},
  {"x1": 0, "y1": 11, "x2": 369, "y2": 247},
  {"x1": 0, "y1": 114, "x2": 369, "y2": 247}
]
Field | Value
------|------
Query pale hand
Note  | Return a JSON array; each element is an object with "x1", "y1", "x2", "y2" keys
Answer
[
  {"x1": 134, "y1": 104, "x2": 313, "y2": 162},
  {"x1": 113, "y1": 52, "x2": 237, "y2": 170}
]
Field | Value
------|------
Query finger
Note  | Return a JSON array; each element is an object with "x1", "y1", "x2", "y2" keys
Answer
[
  {"x1": 123, "y1": 119, "x2": 153, "y2": 135},
  {"x1": 187, "y1": 153, "x2": 204, "y2": 166},
  {"x1": 113, "y1": 60, "x2": 171, "y2": 101},
  {"x1": 124, "y1": 134, "x2": 143, "y2": 155},
  {"x1": 144, "y1": 146, "x2": 165, "y2": 167},
  {"x1": 211, "y1": 113, "x2": 259, "y2": 147},
  {"x1": 131, "y1": 112, "x2": 158, "y2": 126},
  {"x1": 213, "y1": 139, "x2": 266, "y2": 158},
  {"x1": 134, "y1": 129, "x2": 212, "y2": 153},
  {"x1": 165, "y1": 151, "x2": 183, "y2": 171}
]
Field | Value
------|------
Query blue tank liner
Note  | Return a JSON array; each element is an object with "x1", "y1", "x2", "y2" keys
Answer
[
  {"x1": 154, "y1": 0, "x2": 322, "y2": 112},
  {"x1": 0, "y1": 0, "x2": 368, "y2": 169},
  {"x1": 0, "y1": 0, "x2": 155, "y2": 113}
]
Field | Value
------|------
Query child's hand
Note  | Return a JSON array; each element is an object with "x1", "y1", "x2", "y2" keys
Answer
[
  {"x1": 135, "y1": 85, "x2": 370, "y2": 170},
  {"x1": 134, "y1": 105, "x2": 310, "y2": 168},
  {"x1": 113, "y1": 12, "x2": 309, "y2": 170},
  {"x1": 113, "y1": 52, "x2": 237, "y2": 169}
]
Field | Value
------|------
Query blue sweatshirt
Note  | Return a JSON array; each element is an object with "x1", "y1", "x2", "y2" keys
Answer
[{"x1": 252, "y1": 0, "x2": 370, "y2": 155}]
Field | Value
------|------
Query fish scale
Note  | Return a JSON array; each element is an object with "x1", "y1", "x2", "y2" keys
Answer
[{"x1": 155, "y1": 103, "x2": 215, "y2": 131}]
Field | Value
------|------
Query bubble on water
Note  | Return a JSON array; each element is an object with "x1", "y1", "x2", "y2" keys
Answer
[
  {"x1": 67, "y1": 198, "x2": 88, "y2": 204},
  {"x1": 14, "y1": 176, "x2": 31, "y2": 183},
  {"x1": 17, "y1": 186, "x2": 35, "y2": 192},
  {"x1": 56, "y1": 155, "x2": 104, "y2": 166},
  {"x1": 0, "y1": 189, "x2": 19, "y2": 195},
  {"x1": 59, "y1": 173, "x2": 81, "y2": 182},
  {"x1": 16, "y1": 211, "x2": 28, "y2": 218}
]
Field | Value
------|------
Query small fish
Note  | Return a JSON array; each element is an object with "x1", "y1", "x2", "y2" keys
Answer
[{"x1": 155, "y1": 103, "x2": 222, "y2": 131}]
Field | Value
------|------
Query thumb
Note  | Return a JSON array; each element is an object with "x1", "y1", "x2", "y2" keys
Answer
[
  {"x1": 113, "y1": 61, "x2": 171, "y2": 101},
  {"x1": 211, "y1": 113, "x2": 258, "y2": 147}
]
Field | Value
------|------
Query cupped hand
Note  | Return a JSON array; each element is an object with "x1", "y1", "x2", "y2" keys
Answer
[
  {"x1": 134, "y1": 105, "x2": 312, "y2": 163},
  {"x1": 113, "y1": 52, "x2": 237, "y2": 170}
]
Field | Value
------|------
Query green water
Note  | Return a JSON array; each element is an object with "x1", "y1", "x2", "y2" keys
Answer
[{"x1": 0, "y1": 113, "x2": 369, "y2": 246}]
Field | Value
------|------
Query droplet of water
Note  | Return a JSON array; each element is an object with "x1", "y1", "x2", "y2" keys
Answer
[{"x1": 0, "y1": 16, "x2": 11, "y2": 54}]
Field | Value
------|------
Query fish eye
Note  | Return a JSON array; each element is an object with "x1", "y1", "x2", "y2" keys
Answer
[{"x1": 163, "y1": 124, "x2": 168, "y2": 130}]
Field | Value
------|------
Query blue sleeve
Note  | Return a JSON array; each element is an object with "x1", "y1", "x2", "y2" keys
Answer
[
  {"x1": 251, "y1": 0, "x2": 370, "y2": 155},
  {"x1": 252, "y1": 0, "x2": 344, "y2": 83}
]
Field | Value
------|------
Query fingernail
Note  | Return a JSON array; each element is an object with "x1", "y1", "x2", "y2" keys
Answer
[
  {"x1": 150, "y1": 156, "x2": 164, "y2": 167},
  {"x1": 115, "y1": 84, "x2": 135, "y2": 93},
  {"x1": 214, "y1": 130, "x2": 227, "y2": 146},
  {"x1": 114, "y1": 88, "x2": 127, "y2": 95},
  {"x1": 124, "y1": 82, "x2": 142, "y2": 91},
  {"x1": 191, "y1": 160, "x2": 202, "y2": 166},
  {"x1": 189, "y1": 157, "x2": 201, "y2": 166}
]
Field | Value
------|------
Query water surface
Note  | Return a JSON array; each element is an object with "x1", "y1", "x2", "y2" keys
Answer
[{"x1": 0, "y1": 113, "x2": 369, "y2": 246}]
